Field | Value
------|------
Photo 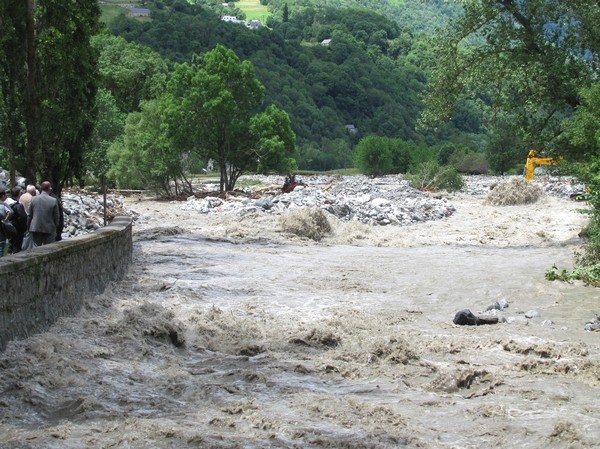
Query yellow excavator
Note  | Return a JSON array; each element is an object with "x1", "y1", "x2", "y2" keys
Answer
[{"x1": 524, "y1": 149, "x2": 562, "y2": 181}]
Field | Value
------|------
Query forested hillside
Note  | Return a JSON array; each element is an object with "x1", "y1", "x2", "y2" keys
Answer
[
  {"x1": 107, "y1": 0, "x2": 472, "y2": 170},
  {"x1": 265, "y1": 0, "x2": 462, "y2": 34}
]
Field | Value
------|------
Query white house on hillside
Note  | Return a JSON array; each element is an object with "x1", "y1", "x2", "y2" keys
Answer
[
  {"x1": 221, "y1": 15, "x2": 244, "y2": 24},
  {"x1": 246, "y1": 19, "x2": 262, "y2": 29}
]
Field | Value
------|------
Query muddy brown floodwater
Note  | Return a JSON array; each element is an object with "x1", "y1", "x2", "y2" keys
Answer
[{"x1": 1, "y1": 184, "x2": 599, "y2": 449}]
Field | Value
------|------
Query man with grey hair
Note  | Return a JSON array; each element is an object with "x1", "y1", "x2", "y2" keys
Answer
[
  {"x1": 20, "y1": 184, "x2": 37, "y2": 215},
  {"x1": 19, "y1": 184, "x2": 37, "y2": 250},
  {"x1": 27, "y1": 181, "x2": 59, "y2": 246}
]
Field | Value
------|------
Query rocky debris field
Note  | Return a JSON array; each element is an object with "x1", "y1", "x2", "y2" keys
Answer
[
  {"x1": 60, "y1": 191, "x2": 128, "y2": 239},
  {"x1": 178, "y1": 174, "x2": 586, "y2": 227}
]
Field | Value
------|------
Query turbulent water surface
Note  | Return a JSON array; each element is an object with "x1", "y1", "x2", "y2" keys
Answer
[{"x1": 1, "y1": 218, "x2": 599, "y2": 448}]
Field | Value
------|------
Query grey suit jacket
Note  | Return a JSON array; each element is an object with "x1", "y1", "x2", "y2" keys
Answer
[{"x1": 28, "y1": 192, "x2": 59, "y2": 234}]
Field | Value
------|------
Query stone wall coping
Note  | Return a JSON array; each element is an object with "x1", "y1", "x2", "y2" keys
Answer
[{"x1": 0, "y1": 216, "x2": 132, "y2": 273}]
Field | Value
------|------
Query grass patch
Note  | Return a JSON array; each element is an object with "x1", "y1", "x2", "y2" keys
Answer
[
  {"x1": 100, "y1": 4, "x2": 127, "y2": 24},
  {"x1": 235, "y1": 0, "x2": 271, "y2": 22}
]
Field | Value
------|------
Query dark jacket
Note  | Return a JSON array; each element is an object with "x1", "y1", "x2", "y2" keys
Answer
[{"x1": 28, "y1": 192, "x2": 59, "y2": 235}]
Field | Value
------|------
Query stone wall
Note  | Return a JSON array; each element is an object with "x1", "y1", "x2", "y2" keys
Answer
[{"x1": 0, "y1": 216, "x2": 132, "y2": 351}]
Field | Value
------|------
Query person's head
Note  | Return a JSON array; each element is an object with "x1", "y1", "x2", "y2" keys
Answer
[
  {"x1": 40, "y1": 181, "x2": 52, "y2": 192},
  {"x1": 0, "y1": 189, "x2": 6, "y2": 201},
  {"x1": 26, "y1": 184, "x2": 36, "y2": 196},
  {"x1": 11, "y1": 186, "x2": 21, "y2": 199}
]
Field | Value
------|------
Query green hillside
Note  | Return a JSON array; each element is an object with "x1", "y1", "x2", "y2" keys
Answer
[{"x1": 107, "y1": 0, "x2": 469, "y2": 170}]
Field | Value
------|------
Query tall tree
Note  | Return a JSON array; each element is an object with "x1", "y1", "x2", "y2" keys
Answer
[
  {"x1": 422, "y1": 1, "x2": 598, "y2": 157},
  {"x1": 166, "y1": 44, "x2": 294, "y2": 192},
  {"x1": 0, "y1": 0, "x2": 28, "y2": 186},
  {"x1": 35, "y1": 0, "x2": 101, "y2": 193}
]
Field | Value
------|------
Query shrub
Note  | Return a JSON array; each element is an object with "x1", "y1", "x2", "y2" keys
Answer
[
  {"x1": 354, "y1": 135, "x2": 394, "y2": 176},
  {"x1": 405, "y1": 161, "x2": 464, "y2": 192},
  {"x1": 354, "y1": 135, "x2": 417, "y2": 176}
]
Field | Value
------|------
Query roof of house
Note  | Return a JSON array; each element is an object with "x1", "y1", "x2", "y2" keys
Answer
[{"x1": 129, "y1": 7, "x2": 150, "y2": 15}]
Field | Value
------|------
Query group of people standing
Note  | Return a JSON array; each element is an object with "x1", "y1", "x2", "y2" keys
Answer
[{"x1": 0, "y1": 181, "x2": 63, "y2": 257}]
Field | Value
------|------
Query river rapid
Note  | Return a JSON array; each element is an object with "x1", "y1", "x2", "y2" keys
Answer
[{"x1": 1, "y1": 183, "x2": 599, "y2": 449}]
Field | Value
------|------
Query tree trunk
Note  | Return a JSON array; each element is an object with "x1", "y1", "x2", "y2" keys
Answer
[{"x1": 25, "y1": 0, "x2": 38, "y2": 186}]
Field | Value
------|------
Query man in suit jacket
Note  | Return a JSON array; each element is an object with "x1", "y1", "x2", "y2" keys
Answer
[{"x1": 27, "y1": 181, "x2": 60, "y2": 247}]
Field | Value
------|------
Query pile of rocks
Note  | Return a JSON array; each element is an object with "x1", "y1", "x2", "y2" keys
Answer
[
  {"x1": 180, "y1": 174, "x2": 586, "y2": 227},
  {"x1": 61, "y1": 192, "x2": 127, "y2": 239},
  {"x1": 182, "y1": 175, "x2": 456, "y2": 226}
]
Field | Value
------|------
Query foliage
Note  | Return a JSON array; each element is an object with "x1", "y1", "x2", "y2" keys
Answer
[
  {"x1": 404, "y1": 160, "x2": 463, "y2": 192},
  {"x1": 0, "y1": 0, "x2": 27, "y2": 187},
  {"x1": 570, "y1": 151, "x2": 600, "y2": 263},
  {"x1": 35, "y1": 0, "x2": 102, "y2": 193},
  {"x1": 251, "y1": 105, "x2": 297, "y2": 174},
  {"x1": 484, "y1": 113, "x2": 526, "y2": 174},
  {"x1": 164, "y1": 44, "x2": 295, "y2": 192},
  {"x1": 545, "y1": 263, "x2": 600, "y2": 287},
  {"x1": 422, "y1": 1, "x2": 599, "y2": 160},
  {"x1": 92, "y1": 34, "x2": 169, "y2": 114},
  {"x1": 107, "y1": 1, "x2": 474, "y2": 168},
  {"x1": 563, "y1": 82, "x2": 600, "y2": 152},
  {"x1": 354, "y1": 135, "x2": 415, "y2": 176},
  {"x1": 550, "y1": 80, "x2": 600, "y2": 283},
  {"x1": 85, "y1": 88, "x2": 126, "y2": 178},
  {"x1": 267, "y1": 0, "x2": 462, "y2": 35},
  {"x1": 0, "y1": 0, "x2": 101, "y2": 192},
  {"x1": 551, "y1": 141, "x2": 600, "y2": 284},
  {"x1": 354, "y1": 136, "x2": 394, "y2": 176},
  {"x1": 107, "y1": 97, "x2": 192, "y2": 195},
  {"x1": 448, "y1": 148, "x2": 488, "y2": 175}
]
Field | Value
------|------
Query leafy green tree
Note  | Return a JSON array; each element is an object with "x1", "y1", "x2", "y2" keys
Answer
[
  {"x1": 250, "y1": 105, "x2": 297, "y2": 175},
  {"x1": 85, "y1": 88, "x2": 126, "y2": 179},
  {"x1": 166, "y1": 45, "x2": 295, "y2": 191},
  {"x1": 93, "y1": 34, "x2": 169, "y2": 114},
  {"x1": 422, "y1": 1, "x2": 597, "y2": 159},
  {"x1": 354, "y1": 135, "x2": 394, "y2": 176},
  {"x1": 35, "y1": 0, "x2": 102, "y2": 193},
  {"x1": 108, "y1": 97, "x2": 192, "y2": 194},
  {"x1": 563, "y1": 82, "x2": 600, "y2": 151}
]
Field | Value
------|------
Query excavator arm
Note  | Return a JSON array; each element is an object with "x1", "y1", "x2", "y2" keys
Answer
[{"x1": 524, "y1": 150, "x2": 561, "y2": 181}]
